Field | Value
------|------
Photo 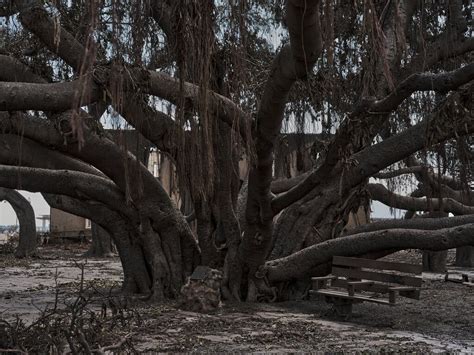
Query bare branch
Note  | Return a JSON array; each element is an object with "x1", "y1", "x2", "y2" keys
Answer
[
  {"x1": 407, "y1": 156, "x2": 466, "y2": 190},
  {"x1": 116, "y1": 98, "x2": 178, "y2": 154},
  {"x1": 147, "y1": 71, "x2": 252, "y2": 142},
  {"x1": 0, "y1": 112, "x2": 200, "y2": 264},
  {"x1": 436, "y1": 183, "x2": 474, "y2": 206},
  {"x1": 347, "y1": 84, "x2": 474, "y2": 187}
]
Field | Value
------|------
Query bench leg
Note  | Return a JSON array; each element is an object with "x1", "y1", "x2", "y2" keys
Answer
[{"x1": 389, "y1": 290, "x2": 398, "y2": 304}]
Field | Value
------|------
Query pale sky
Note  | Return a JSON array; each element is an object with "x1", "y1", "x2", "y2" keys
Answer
[{"x1": 0, "y1": 191, "x2": 51, "y2": 226}]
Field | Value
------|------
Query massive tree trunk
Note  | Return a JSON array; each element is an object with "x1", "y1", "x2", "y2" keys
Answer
[
  {"x1": 235, "y1": 0, "x2": 322, "y2": 301},
  {"x1": 43, "y1": 193, "x2": 152, "y2": 294},
  {"x1": 0, "y1": 3, "x2": 200, "y2": 298},
  {"x1": 422, "y1": 250, "x2": 448, "y2": 273},
  {"x1": 1, "y1": 115, "x2": 199, "y2": 297},
  {"x1": 455, "y1": 246, "x2": 474, "y2": 267},
  {"x1": 85, "y1": 222, "x2": 114, "y2": 258},
  {"x1": 0, "y1": 188, "x2": 36, "y2": 258},
  {"x1": 0, "y1": 124, "x2": 199, "y2": 298}
]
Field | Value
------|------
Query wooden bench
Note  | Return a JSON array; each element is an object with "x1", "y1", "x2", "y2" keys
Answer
[{"x1": 309, "y1": 256, "x2": 423, "y2": 316}]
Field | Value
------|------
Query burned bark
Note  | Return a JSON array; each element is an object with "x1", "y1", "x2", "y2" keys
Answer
[
  {"x1": 85, "y1": 222, "x2": 114, "y2": 258},
  {"x1": 455, "y1": 246, "x2": 474, "y2": 267},
  {"x1": 422, "y1": 250, "x2": 448, "y2": 273}
]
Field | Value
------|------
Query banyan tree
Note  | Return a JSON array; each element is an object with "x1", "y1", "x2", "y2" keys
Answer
[{"x1": 0, "y1": 0, "x2": 472, "y2": 300}]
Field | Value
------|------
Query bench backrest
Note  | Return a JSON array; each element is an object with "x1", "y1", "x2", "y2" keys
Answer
[{"x1": 332, "y1": 256, "x2": 422, "y2": 288}]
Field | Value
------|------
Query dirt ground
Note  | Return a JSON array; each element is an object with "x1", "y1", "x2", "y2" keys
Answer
[{"x1": 0, "y1": 244, "x2": 473, "y2": 353}]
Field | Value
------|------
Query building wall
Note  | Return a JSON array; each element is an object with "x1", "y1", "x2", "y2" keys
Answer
[
  {"x1": 148, "y1": 150, "x2": 181, "y2": 207},
  {"x1": 50, "y1": 208, "x2": 91, "y2": 237},
  {"x1": 345, "y1": 206, "x2": 370, "y2": 229}
]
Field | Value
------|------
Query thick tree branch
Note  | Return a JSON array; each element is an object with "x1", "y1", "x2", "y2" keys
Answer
[
  {"x1": 147, "y1": 1, "x2": 174, "y2": 47},
  {"x1": 371, "y1": 63, "x2": 474, "y2": 113},
  {"x1": 0, "y1": 55, "x2": 47, "y2": 83},
  {"x1": 0, "y1": 78, "x2": 100, "y2": 111},
  {"x1": 367, "y1": 183, "x2": 474, "y2": 215},
  {"x1": 0, "y1": 132, "x2": 104, "y2": 177},
  {"x1": 345, "y1": 214, "x2": 474, "y2": 236},
  {"x1": 271, "y1": 171, "x2": 311, "y2": 194},
  {"x1": 264, "y1": 223, "x2": 474, "y2": 282},
  {"x1": 43, "y1": 193, "x2": 152, "y2": 293},
  {"x1": 18, "y1": 2, "x2": 88, "y2": 72},
  {"x1": 0, "y1": 165, "x2": 137, "y2": 217},
  {"x1": 407, "y1": 156, "x2": 466, "y2": 191},
  {"x1": 0, "y1": 112, "x2": 200, "y2": 267},
  {"x1": 322, "y1": 64, "x2": 474, "y2": 169},
  {"x1": 238, "y1": 1, "x2": 322, "y2": 291},
  {"x1": 436, "y1": 183, "x2": 474, "y2": 206},
  {"x1": 346, "y1": 83, "x2": 474, "y2": 188},
  {"x1": 272, "y1": 83, "x2": 473, "y2": 212},
  {"x1": 146, "y1": 71, "x2": 252, "y2": 142},
  {"x1": 401, "y1": 37, "x2": 474, "y2": 79},
  {"x1": 246, "y1": 0, "x2": 322, "y2": 223},
  {"x1": 15, "y1": 2, "x2": 252, "y2": 143},
  {"x1": 117, "y1": 98, "x2": 178, "y2": 154},
  {"x1": 374, "y1": 166, "x2": 425, "y2": 179},
  {"x1": 0, "y1": 55, "x2": 177, "y2": 155}
]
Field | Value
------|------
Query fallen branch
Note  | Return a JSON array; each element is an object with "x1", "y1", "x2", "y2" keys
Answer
[
  {"x1": 345, "y1": 215, "x2": 474, "y2": 236},
  {"x1": 263, "y1": 223, "x2": 474, "y2": 282}
]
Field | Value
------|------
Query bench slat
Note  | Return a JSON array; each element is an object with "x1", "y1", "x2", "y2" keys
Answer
[
  {"x1": 310, "y1": 289, "x2": 394, "y2": 306},
  {"x1": 333, "y1": 256, "x2": 422, "y2": 274},
  {"x1": 331, "y1": 278, "x2": 420, "y2": 299},
  {"x1": 333, "y1": 278, "x2": 390, "y2": 293},
  {"x1": 332, "y1": 267, "x2": 422, "y2": 287}
]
